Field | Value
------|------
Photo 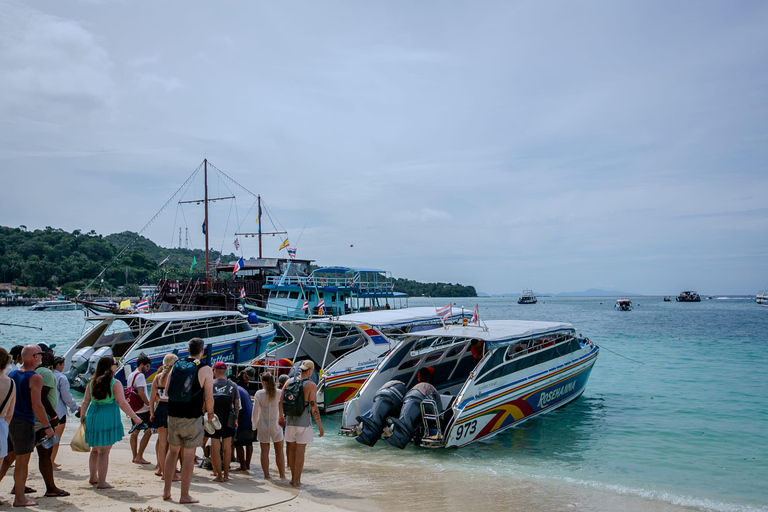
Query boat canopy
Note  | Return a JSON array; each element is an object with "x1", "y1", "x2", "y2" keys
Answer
[
  {"x1": 284, "y1": 306, "x2": 468, "y2": 329},
  {"x1": 85, "y1": 311, "x2": 247, "y2": 322},
  {"x1": 311, "y1": 266, "x2": 387, "y2": 274},
  {"x1": 390, "y1": 319, "x2": 574, "y2": 349}
]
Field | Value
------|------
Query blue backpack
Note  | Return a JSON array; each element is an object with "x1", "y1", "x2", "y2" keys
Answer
[{"x1": 167, "y1": 359, "x2": 201, "y2": 402}]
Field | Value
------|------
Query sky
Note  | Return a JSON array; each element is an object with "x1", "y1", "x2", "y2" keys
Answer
[{"x1": 1, "y1": 1, "x2": 767, "y2": 296}]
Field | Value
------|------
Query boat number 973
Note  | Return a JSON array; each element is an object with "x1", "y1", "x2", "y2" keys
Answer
[{"x1": 455, "y1": 420, "x2": 477, "y2": 440}]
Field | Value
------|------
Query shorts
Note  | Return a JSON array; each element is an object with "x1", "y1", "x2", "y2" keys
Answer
[
  {"x1": 152, "y1": 401, "x2": 169, "y2": 429},
  {"x1": 284, "y1": 425, "x2": 312, "y2": 445},
  {"x1": 136, "y1": 411, "x2": 151, "y2": 425},
  {"x1": 0, "y1": 418, "x2": 8, "y2": 458},
  {"x1": 205, "y1": 426, "x2": 235, "y2": 440},
  {"x1": 257, "y1": 422, "x2": 284, "y2": 444},
  {"x1": 8, "y1": 417, "x2": 35, "y2": 456},
  {"x1": 168, "y1": 416, "x2": 204, "y2": 449},
  {"x1": 233, "y1": 428, "x2": 254, "y2": 446},
  {"x1": 59, "y1": 415, "x2": 67, "y2": 425}
]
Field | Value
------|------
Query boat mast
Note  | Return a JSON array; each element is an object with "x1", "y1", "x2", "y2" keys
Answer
[
  {"x1": 258, "y1": 195, "x2": 262, "y2": 259},
  {"x1": 234, "y1": 194, "x2": 286, "y2": 261},
  {"x1": 204, "y1": 159, "x2": 210, "y2": 289}
]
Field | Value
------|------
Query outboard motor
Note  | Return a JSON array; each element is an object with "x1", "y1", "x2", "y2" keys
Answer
[
  {"x1": 385, "y1": 383, "x2": 441, "y2": 450},
  {"x1": 74, "y1": 346, "x2": 113, "y2": 390},
  {"x1": 355, "y1": 380, "x2": 407, "y2": 447},
  {"x1": 65, "y1": 346, "x2": 95, "y2": 383}
]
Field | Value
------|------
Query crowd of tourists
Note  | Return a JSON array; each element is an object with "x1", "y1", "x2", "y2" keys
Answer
[{"x1": 0, "y1": 337, "x2": 324, "y2": 506}]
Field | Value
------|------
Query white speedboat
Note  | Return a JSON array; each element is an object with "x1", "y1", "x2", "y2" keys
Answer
[
  {"x1": 63, "y1": 311, "x2": 276, "y2": 390},
  {"x1": 517, "y1": 289, "x2": 537, "y2": 304},
  {"x1": 341, "y1": 319, "x2": 599, "y2": 448},
  {"x1": 272, "y1": 307, "x2": 472, "y2": 412},
  {"x1": 615, "y1": 298, "x2": 632, "y2": 311},
  {"x1": 30, "y1": 300, "x2": 80, "y2": 311}
]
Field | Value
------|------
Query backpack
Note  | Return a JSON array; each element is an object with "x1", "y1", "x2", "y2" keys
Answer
[
  {"x1": 167, "y1": 359, "x2": 201, "y2": 403},
  {"x1": 282, "y1": 377, "x2": 308, "y2": 417},
  {"x1": 124, "y1": 372, "x2": 145, "y2": 411}
]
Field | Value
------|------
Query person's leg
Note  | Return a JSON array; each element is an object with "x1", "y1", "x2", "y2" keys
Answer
[
  {"x1": 291, "y1": 443, "x2": 306, "y2": 487},
  {"x1": 286, "y1": 441, "x2": 296, "y2": 485},
  {"x1": 130, "y1": 428, "x2": 140, "y2": 462},
  {"x1": 36, "y1": 441, "x2": 65, "y2": 495},
  {"x1": 245, "y1": 444, "x2": 253, "y2": 470},
  {"x1": 156, "y1": 427, "x2": 168, "y2": 477},
  {"x1": 162, "y1": 444, "x2": 181, "y2": 500},
  {"x1": 136, "y1": 429, "x2": 153, "y2": 464},
  {"x1": 88, "y1": 448, "x2": 99, "y2": 484},
  {"x1": 222, "y1": 437, "x2": 232, "y2": 481},
  {"x1": 210, "y1": 437, "x2": 222, "y2": 480},
  {"x1": 51, "y1": 422, "x2": 66, "y2": 468},
  {"x1": 13, "y1": 453, "x2": 36, "y2": 507},
  {"x1": 259, "y1": 442, "x2": 271, "y2": 479},
  {"x1": 235, "y1": 445, "x2": 245, "y2": 471},
  {"x1": 0, "y1": 451, "x2": 15, "y2": 481},
  {"x1": 179, "y1": 446, "x2": 199, "y2": 504},
  {"x1": 274, "y1": 441, "x2": 286, "y2": 479},
  {"x1": 96, "y1": 446, "x2": 114, "y2": 489}
]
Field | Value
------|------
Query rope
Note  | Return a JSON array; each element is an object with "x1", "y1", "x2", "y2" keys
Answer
[
  {"x1": 238, "y1": 489, "x2": 302, "y2": 511},
  {"x1": 594, "y1": 342, "x2": 644, "y2": 365}
]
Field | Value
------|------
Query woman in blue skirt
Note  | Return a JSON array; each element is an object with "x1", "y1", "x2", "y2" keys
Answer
[
  {"x1": 80, "y1": 356, "x2": 143, "y2": 489},
  {"x1": 149, "y1": 353, "x2": 177, "y2": 479}
]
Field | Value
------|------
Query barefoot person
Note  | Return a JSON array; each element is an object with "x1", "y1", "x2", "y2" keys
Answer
[
  {"x1": 51, "y1": 356, "x2": 78, "y2": 470},
  {"x1": 278, "y1": 360, "x2": 324, "y2": 487},
  {"x1": 127, "y1": 354, "x2": 153, "y2": 465},
  {"x1": 163, "y1": 337, "x2": 214, "y2": 504},
  {"x1": 80, "y1": 356, "x2": 143, "y2": 489},
  {"x1": 0, "y1": 345, "x2": 58, "y2": 506},
  {"x1": 207, "y1": 361, "x2": 239, "y2": 482},
  {"x1": 149, "y1": 353, "x2": 177, "y2": 479},
  {"x1": 252, "y1": 372, "x2": 285, "y2": 480}
]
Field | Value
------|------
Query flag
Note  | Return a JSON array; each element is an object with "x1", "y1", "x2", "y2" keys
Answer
[
  {"x1": 302, "y1": 300, "x2": 309, "y2": 310},
  {"x1": 119, "y1": 299, "x2": 131, "y2": 310},
  {"x1": 471, "y1": 304, "x2": 479, "y2": 325},
  {"x1": 234, "y1": 238, "x2": 240, "y2": 250},
  {"x1": 287, "y1": 248, "x2": 296, "y2": 259},
  {"x1": 136, "y1": 299, "x2": 149, "y2": 310},
  {"x1": 202, "y1": 220, "x2": 206, "y2": 235},
  {"x1": 279, "y1": 238, "x2": 289, "y2": 250},
  {"x1": 317, "y1": 299, "x2": 325, "y2": 312},
  {"x1": 189, "y1": 256, "x2": 197, "y2": 273},
  {"x1": 158, "y1": 255, "x2": 170, "y2": 267},
  {"x1": 436, "y1": 304, "x2": 451, "y2": 320},
  {"x1": 391, "y1": 281, "x2": 395, "y2": 291},
  {"x1": 232, "y1": 257, "x2": 244, "y2": 274},
  {"x1": 239, "y1": 287, "x2": 246, "y2": 299},
  {"x1": 254, "y1": 214, "x2": 259, "y2": 224}
]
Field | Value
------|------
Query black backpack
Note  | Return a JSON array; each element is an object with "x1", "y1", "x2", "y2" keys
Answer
[
  {"x1": 282, "y1": 377, "x2": 308, "y2": 417},
  {"x1": 167, "y1": 359, "x2": 201, "y2": 403}
]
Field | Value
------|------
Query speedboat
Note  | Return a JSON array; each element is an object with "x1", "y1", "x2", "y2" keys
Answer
[
  {"x1": 340, "y1": 319, "x2": 598, "y2": 448},
  {"x1": 676, "y1": 291, "x2": 701, "y2": 302},
  {"x1": 269, "y1": 306, "x2": 472, "y2": 412},
  {"x1": 62, "y1": 310, "x2": 276, "y2": 390},
  {"x1": 517, "y1": 289, "x2": 537, "y2": 304},
  {"x1": 244, "y1": 265, "x2": 408, "y2": 339},
  {"x1": 29, "y1": 300, "x2": 80, "y2": 311},
  {"x1": 756, "y1": 290, "x2": 768, "y2": 306},
  {"x1": 615, "y1": 299, "x2": 632, "y2": 311}
]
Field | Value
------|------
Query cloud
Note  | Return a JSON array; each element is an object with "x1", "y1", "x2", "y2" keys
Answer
[{"x1": 393, "y1": 208, "x2": 452, "y2": 223}]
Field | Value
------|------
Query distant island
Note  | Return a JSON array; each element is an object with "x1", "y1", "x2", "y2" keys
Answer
[{"x1": 0, "y1": 225, "x2": 476, "y2": 298}]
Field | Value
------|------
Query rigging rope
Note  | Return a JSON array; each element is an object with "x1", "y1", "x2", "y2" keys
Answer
[{"x1": 594, "y1": 342, "x2": 644, "y2": 365}]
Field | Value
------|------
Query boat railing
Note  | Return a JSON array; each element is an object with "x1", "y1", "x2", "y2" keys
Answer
[{"x1": 264, "y1": 275, "x2": 393, "y2": 292}]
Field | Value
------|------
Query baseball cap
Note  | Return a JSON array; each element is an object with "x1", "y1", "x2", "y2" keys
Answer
[
  {"x1": 244, "y1": 367, "x2": 257, "y2": 380},
  {"x1": 212, "y1": 361, "x2": 227, "y2": 370},
  {"x1": 298, "y1": 360, "x2": 314, "y2": 371},
  {"x1": 38, "y1": 343, "x2": 56, "y2": 352}
]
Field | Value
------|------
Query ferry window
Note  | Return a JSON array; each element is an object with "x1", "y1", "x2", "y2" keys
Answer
[
  {"x1": 278, "y1": 291, "x2": 288, "y2": 299},
  {"x1": 425, "y1": 352, "x2": 443, "y2": 364},
  {"x1": 289, "y1": 292, "x2": 299, "y2": 299},
  {"x1": 446, "y1": 346, "x2": 464, "y2": 358},
  {"x1": 269, "y1": 291, "x2": 276, "y2": 299},
  {"x1": 399, "y1": 358, "x2": 421, "y2": 370}
]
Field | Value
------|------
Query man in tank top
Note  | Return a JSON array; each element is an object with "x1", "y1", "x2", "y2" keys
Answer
[{"x1": 163, "y1": 337, "x2": 214, "y2": 504}]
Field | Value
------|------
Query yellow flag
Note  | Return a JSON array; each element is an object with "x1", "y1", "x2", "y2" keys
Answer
[
  {"x1": 279, "y1": 238, "x2": 289, "y2": 250},
  {"x1": 119, "y1": 299, "x2": 131, "y2": 310}
]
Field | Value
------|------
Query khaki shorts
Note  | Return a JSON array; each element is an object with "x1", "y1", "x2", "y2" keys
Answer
[
  {"x1": 284, "y1": 425, "x2": 313, "y2": 445},
  {"x1": 168, "y1": 416, "x2": 204, "y2": 449}
]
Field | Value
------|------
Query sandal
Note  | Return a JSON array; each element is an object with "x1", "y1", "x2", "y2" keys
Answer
[{"x1": 44, "y1": 489, "x2": 70, "y2": 497}]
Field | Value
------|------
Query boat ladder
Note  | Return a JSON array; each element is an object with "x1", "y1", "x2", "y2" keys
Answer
[{"x1": 419, "y1": 399, "x2": 444, "y2": 447}]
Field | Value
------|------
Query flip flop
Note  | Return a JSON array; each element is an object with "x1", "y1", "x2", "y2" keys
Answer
[
  {"x1": 10, "y1": 487, "x2": 36, "y2": 494},
  {"x1": 44, "y1": 489, "x2": 70, "y2": 497}
]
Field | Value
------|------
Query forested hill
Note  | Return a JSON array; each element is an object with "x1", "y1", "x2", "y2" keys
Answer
[{"x1": 0, "y1": 226, "x2": 476, "y2": 298}]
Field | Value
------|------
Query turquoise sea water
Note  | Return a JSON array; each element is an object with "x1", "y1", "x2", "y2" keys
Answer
[{"x1": 2, "y1": 297, "x2": 767, "y2": 511}]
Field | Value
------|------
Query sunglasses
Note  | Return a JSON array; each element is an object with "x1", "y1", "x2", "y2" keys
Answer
[{"x1": 33, "y1": 352, "x2": 43, "y2": 357}]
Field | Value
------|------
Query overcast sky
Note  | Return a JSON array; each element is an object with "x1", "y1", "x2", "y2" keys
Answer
[{"x1": 1, "y1": 1, "x2": 766, "y2": 295}]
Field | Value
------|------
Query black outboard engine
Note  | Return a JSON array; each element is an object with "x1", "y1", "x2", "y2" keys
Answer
[
  {"x1": 385, "y1": 383, "x2": 440, "y2": 450},
  {"x1": 355, "y1": 380, "x2": 407, "y2": 446}
]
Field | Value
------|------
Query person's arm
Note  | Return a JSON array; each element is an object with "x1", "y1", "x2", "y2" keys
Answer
[
  {"x1": 3, "y1": 382, "x2": 15, "y2": 424},
  {"x1": 80, "y1": 381, "x2": 91, "y2": 423},
  {"x1": 29, "y1": 373, "x2": 54, "y2": 439},
  {"x1": 306, "y1": 381, "x2": 324, "y2": 437},
  {"x1": 277, "y1": 382, "x2": 286, "y2": 427},
  {"x1": 58, "y1": 375, "x2": 78, "y2": 413},
  {"x1": 40, "y1": 383, "x2": 59, "y2": 427},
  {"x1": 137, "y1": 377, "x2": 149, "y2": 407},
  {"x1": 113, "y1": 380, "x2": 142, "y2": 424},
  {"x1": 251, "y1": 392, "x2": 260, "y2": 427},
  {"x1": 200, "y1": 366, "x2": 215, "y2": 421},
  {"x1": 148, "y1": 377, "x2": 159, "y2": 421}
]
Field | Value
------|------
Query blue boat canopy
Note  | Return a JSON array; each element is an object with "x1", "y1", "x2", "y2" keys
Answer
[{"x1": 311, "y1": 266, "x2": 388, "y2": 274}]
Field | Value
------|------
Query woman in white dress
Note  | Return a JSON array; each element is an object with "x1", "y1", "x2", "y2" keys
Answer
[{"x1": 251, "y1": 372, "x2": 285, "y2": 480}]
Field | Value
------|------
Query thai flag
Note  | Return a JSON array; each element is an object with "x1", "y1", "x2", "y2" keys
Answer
[
  {"x1": 136, "y1": 299, "x2": 149, "y2": 310},
  {"x1": 436, "y1": 304, "x2": 451, "y2": 320},
  {"x1": 232, "y1": 257, "x2": 244, "y2": 274},
  {"x1": 239, "y1": 287, "x2": 246, "y2": 299},
  {"x1": 317, "y1": 299, "x2": 325, "y2": 310},
  {"x1": 287, "y1": 248, "x2": 297, "y2": 259},
  {"x1": 471, "y1": 304, "x2": 479, "y2": 325},
  {"x1": 234, "y1": 238, "x2": 240, "y2": 250},
  {"x1": 302, "y1": 300, "x2": 309, "y2": 310}
]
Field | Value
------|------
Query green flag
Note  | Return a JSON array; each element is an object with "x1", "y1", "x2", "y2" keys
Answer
[{"x1": 190, "y1": 256, "x2": 197, "y2": 273}]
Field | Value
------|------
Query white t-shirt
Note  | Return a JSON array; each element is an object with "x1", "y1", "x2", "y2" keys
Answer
[{"x1": 128, "y1": 371, "x2": 149, "y2": 414}]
